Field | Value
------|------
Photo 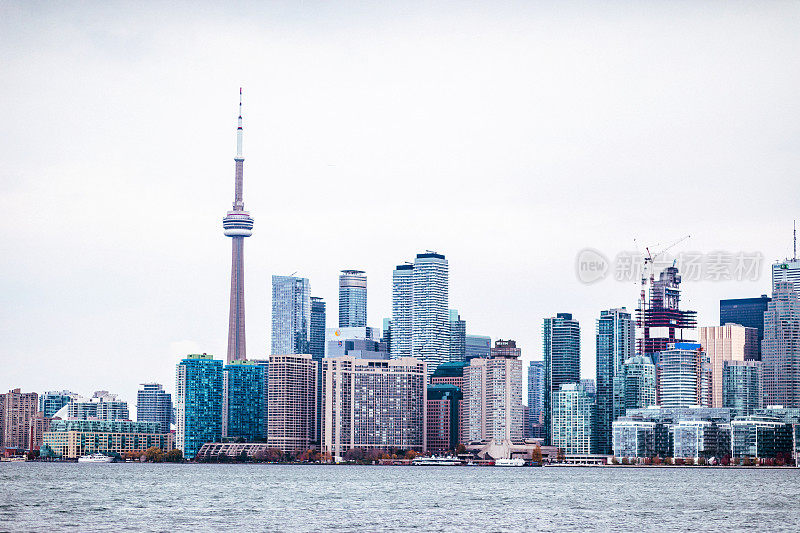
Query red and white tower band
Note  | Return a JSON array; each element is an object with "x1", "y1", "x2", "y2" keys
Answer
[{"x1": 223, "y1": 88, "x2": 253, "y2": 362}]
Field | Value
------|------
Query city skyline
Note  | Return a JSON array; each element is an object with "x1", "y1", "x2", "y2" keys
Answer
[{"x1": 2, "y1": 2, "x2": 799, "y2": 411}]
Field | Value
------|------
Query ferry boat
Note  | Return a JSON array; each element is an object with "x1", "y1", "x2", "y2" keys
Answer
[
  {"x1": 494, "y1": 458, "x2": 525, "y2": 467},
  {"x1": 411, "y1": 455, "x2": 463, "y2": 466},
  {"x1": 78, "y1": 453, "x2": 114, "y2": 463}
]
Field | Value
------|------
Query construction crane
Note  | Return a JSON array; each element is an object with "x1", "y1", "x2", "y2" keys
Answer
[{"x1": 638, "y1": 234, "x2": 691, "y2": 319}]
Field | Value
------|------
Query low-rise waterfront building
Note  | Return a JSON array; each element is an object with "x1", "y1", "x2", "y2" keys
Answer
[
  {"x1": 612, "y1": 419, "x2": 656, "y2": 458},
  {"x1": 42, "y1": 419, "x2": 174, "y2": 459},
  {"x1": 731, "y1": 415, "x2": 794, "y2": 460},
  {"x1": 671, "y1": 419, "x2": 731, "y2": 460}
]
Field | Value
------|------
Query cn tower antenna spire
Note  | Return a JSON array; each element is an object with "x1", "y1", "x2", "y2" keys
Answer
[{"x1": 236, "y1": 87, "x2": 243, "y2": 160}]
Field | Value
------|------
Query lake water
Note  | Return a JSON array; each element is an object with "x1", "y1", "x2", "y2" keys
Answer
[{"x1": 1, "y1": 463, "x2": 799, "y2": 531}]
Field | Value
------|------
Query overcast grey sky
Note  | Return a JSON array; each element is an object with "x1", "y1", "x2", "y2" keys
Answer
[{"x1": 1, "y1": 1, "x2": 798, "y2": 412}]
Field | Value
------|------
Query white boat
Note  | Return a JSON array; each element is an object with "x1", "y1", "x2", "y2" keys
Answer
[
  {"x1": 411, "y1": 455, "x2": 463, "y2": 466},
  {"x1": 494, "y1": 458, "x2": 525, "y2": 467},
  {"x1": 78, "y1": 453, "x2": 114, "y2": 463}
]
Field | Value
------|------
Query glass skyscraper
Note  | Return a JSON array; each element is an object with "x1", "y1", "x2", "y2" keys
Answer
[
  {"x1": 614, "y1": 355, "x2": 656, "y2": 417},
  {"x1": 448, "y1": 309, "x2": 466, "y2": 362},
  {"x1": 136, "y1": 383, "x2": 173, "y2": 434},
  {"x1": 722, "y1": 360, "x2": 763, "y2": 418},
  {"x1": 719, "y1": 295, "x2": 771, "y2": 361},
  {"x1": 772, "y1": 259, "x2": 800, "y2": 294},
  {"x1": 543, "y1": 312, "x2": 580, "y2": 445},
  {"x1": 595, "y1": 308, "x2": 635, "y2": 454},
  {"x1": 465, "y1": 335, "x2": 491, "y2": 361},
  {"x1": 338, "y1": 270, "x2": 367, "y2": 328},
  {"x1": 222, "y1": 361, "x2": 265, "y2": 442},
  {"x1": 391, "y1": 252, "x2": 449, "y2": 376},
  {"x1": 176, "y1": 354, "x2": 223, "y2": 460},
  {"x1": 310, "y1": 296, "x2": 326, "y2": 443},
  {"x1": 527, "y1": 361, "x2": 545, "y2": 438},
  {"x1": 271, "y1": 275, "x2": 311, "y2": 355},
  {"x1": 762, "y1": 282, "x2": 800, "y2": 408}
]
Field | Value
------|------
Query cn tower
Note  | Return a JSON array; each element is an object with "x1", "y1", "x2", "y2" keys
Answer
[{"x1": 223, "y1": 88, "x2": 254, "y2": 362}]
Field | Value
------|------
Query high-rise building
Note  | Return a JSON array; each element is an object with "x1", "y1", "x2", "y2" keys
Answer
[
  {"x1": 543, "y1": 313, "x2": 580, "y2": 445},
  {"x1": 66, "y1": 392, "x2": 130, "y2": 421},
  {"x1": 762, "y1": 282, "x2": 800, "y2": 408},
  {"x1": 310, "y1": 296, "x2": 326, "y2": 443},
  {"x1": 267, "y1": 354, "x2": 317, "y2": 454},
  {"x1": 1, "y1": 389, "x2": 38, "y2": 452},
  {"x1": 637, "y1": 266, "x2": 697, "y2": 364},
  {"x1": 322, "y1": 356, "x2": 426, "y2": 457},
  {"x1": 465, "y1": 335, "x2": 491, "y2": 361},
  {"x1": 657, "y1": 343, "x2": 712, "y2": 408},
  {"x1": 448, "y1": 309, "x2": 466, "y2": 362},
  {"x1": 699, "y1": 324, "x2": 758, "y2": 408},
  {"x1": 223, "y1": 89, "x2": 254, "y2": 363},
  {"x1": 38, "y1": 390, "x2": 79, "y2": 418},
  {"x1": 772, "y1": 259, "x2": 800, "y2": 294},
  {"x1": 461, "y1": 343, "x2": 524, "y2": 444},
  {"x1": 176, "y1": 354, "x2": 224, "y2": 460},
  {"x1": 722, "y1": 360, "x2": 763, "y2": 418},
  {"x1": 271, "y1": 275, "x2": 311, "y2": 356},
  {"x1": 720, "y1": 296, "x2": 771, "y2": 360},
  {"x1": 381, "y1": 318, "x2": 392, "y2": 354},
  {"x1": 527, "y1": 361, "x2": 545, "y2": 439},
  {"x1": 223, "y1": 361, "x2": 265, "y2": 442},
  {"x1": 391, "y1": 252, "x2": 449, "y2": 376},
  {"x1": 391, "y1": 265, "x2": 414, "y2": 358},
  {"x1": 595, "y1": 308, "x2": 635, "y2": 454},
  {"x1": 339, "y1": 270, "x2": 367, "y2": 328},
  {"x1": 551, "y1": 383, "x2": 593, "y2": 455},
  {"x1": 136, "y1": 383, "x2": 173, "y2": 434},
  {"x1": 427, "y1": 384, "x2": 462, "y2": 454},
  {"x1": 614, "y1": 355, "x2": 656, "y2": 417}
]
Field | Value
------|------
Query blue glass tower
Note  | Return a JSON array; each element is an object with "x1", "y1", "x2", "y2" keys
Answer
[
  {"x1": 595, "y1": 308, "x2": 635, "y2": 454},
  {"x1": 176, "y1": 354, "x2": 223, "y2": 459},
  {"x1": 543, "y1": 313, "x2": 580, "y2": 446},
  {"x1": 310, "y1": 296, "x2": 326, "y2": 443},
  {"x1": 137, "y1": 383, "x2": 173, "y2": 434},
  {"x1": 223, "y1": 361, "x2": 265, "y2": 442}
]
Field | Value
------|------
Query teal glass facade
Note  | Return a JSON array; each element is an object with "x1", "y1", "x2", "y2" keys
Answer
[
  {"x1": 177, "y1": 354, "x2": 223, "y2": 460},
  {"x1": 223, "y1": 362, "x2": 265, "y2": 442}
]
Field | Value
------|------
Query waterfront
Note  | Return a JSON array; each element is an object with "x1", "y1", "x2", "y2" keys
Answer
[{"x1": 2, "y1": 464, "x2": 799, "y2": 531}]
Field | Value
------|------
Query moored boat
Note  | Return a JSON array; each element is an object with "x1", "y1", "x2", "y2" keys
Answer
[
  {"x1": 411, "y1": 455, "x2": 463, "y2": 466},
  {"x1": 494, "y1": 458, "x2": 525, "y2": 467},
  {"x1": 78, "y1": 453, "x2": 114, "y2": 463}
]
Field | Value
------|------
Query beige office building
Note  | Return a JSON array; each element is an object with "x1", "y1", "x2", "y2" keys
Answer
[
  {"x1": 699, "y1": 324, "x2": 758, "y2": 408},
  {"x1": 267, "y1": 354, "x2": 317, "y2": 453},
  {"x1": 322, "y1": 356, "x2": 426, "y2": 458}
]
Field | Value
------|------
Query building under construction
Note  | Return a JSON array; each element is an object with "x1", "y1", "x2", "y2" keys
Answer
[{"x1": 636, "y1": 265, "x2": 697, "y2": 364}]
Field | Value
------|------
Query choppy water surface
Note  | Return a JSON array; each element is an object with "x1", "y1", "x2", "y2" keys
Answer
[{"x1": 1, "y1": 463, "x2": 798, "y2": 531}]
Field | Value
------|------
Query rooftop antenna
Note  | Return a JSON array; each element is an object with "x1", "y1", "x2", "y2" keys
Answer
[{"x1": 794, "y1": 220, "x2": 797, "y2": 261}]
